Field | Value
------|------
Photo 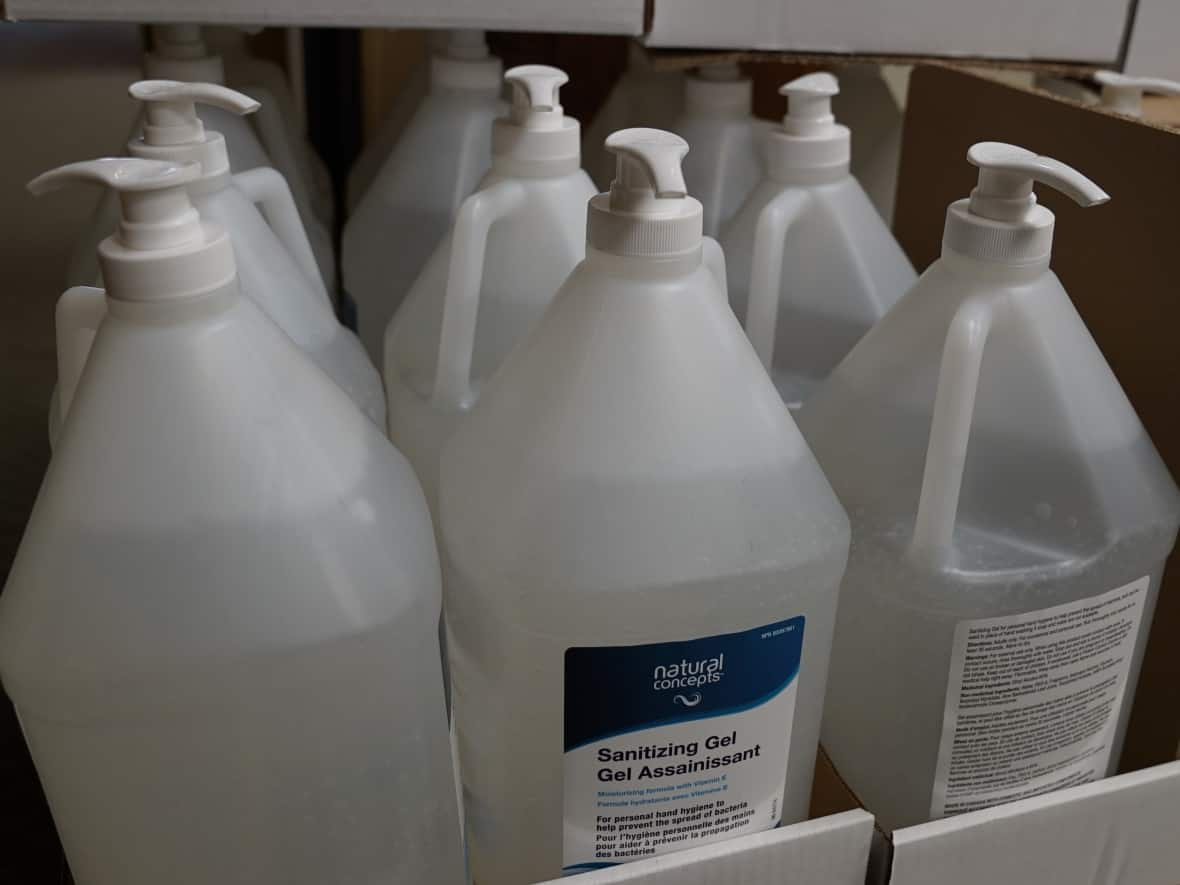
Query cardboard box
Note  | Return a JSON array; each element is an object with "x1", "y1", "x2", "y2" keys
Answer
[
  {"x1": 533, "y1": 752, "x2": 875, "y2": 884},
  {"x1": 1124, "y1": 0, "x2": 1180, "y2": 84},
  {"x1": 645, "y1": 0, "x2": 1134, "y2": 64},
  {"x1": 0, "y1": 0, "x2": 645, "y2": 34}
]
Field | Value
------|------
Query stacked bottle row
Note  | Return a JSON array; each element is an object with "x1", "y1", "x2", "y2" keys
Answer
[{"x1": 0, "y1": 29, "x2": 1176, "y2": 885}]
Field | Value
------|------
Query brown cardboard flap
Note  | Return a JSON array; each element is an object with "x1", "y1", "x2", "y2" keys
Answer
[{"x1": 894, "y1": 65, "x2": 1180, "y2": 774}]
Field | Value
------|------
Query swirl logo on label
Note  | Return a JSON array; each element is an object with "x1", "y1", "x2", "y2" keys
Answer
[{"x1": 673, "y1": 692, "x2": 702, "y2": 707}]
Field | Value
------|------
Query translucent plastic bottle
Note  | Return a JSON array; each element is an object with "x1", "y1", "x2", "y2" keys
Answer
[
  {"x1": 0, "y1": 158, "x2": 463, "y2": 885},
  {"x1": 344, "y1": 30, "x2": 505, "y2": 363},
  {"x1": 441, "y1": 129, "x2": 850, "y2": 885},
  {"x1": 54, "y1": 81, "x2": 383, "y2": 440},
  {"x1": 722, "y1": 73, "x2": 916, "y2": 410},
  {"x1": 798, "y1": 143, "x2": 1180, "y2": 830},
  {"x1": 384, "y1": 64, "x2": 596, "y2": 514},
  {"x1": 671, "y1": 63, "x2": 771, "y2": 237}
]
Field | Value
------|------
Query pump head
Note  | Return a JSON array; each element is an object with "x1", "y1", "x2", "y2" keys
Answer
[
  {"x1": 1093, "y1": 70, "x2": 1180, "y2": 118},
  {"x1": 587, "y1": 128, "x2": 703, "y2": 257},
  {"x1": 28, "y1": 158, "x2": 235, "y2": 300},
  {"x1": 491, "y1": 64, "x2": 580, "y2": 175},
  {"x1": 943, "y1": 141, "x2": 1109, "y2": 265},
  {"x1": 765, "y1": 72, "x2": 850, "y2": 183},
  {"x1": 127, "y1": 80, "x2": 259, "y2": 180}
]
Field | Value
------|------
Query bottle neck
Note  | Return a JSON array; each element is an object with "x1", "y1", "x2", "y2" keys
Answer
[
  {"x1": 430, "y1": 54, "x2": 502, "y2": 93},
  {"x1": 584, "y1": 244, "x2": 702, "y2": 279},
  {"x1": 490, "y1": 117, "x2": 581, "y2": 178},
  {"x1": 939, "y1": 247, "x2": 1050, "y2": 284},
  {"x1": 105, "y1": 276, "x2": 239, "y2": 322}
]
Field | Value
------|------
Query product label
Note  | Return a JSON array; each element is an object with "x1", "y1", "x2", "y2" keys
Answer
[
  {"x1": 562, "y1": 617, "x2": 804, "y2": 875},
  {"x1": 931, "y1": 576, "x2": 1149, "y2": 819}
]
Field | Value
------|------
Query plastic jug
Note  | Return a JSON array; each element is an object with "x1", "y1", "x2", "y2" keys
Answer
[
  {"x1": 1093, "y1": 70, "x2": 1180, "y2": 118},
  {"x1": 671, "y1": 63, "x2": 771, "y2": 237},
  {"x1": 344, "y1": 30, "x2": 506, "y2": 363},
  {"x1": 722, "y1": 73, "x2": 916, "y2": 409},
  {"x1": 206, "y1": 25, "x2": 334, "y2": 226},
  {"x1": 139, "y1": 24, "x2": 335, "y2": 288},
  {"x1": 582, "y1": 41, "x2": 684, "y2": 190},
  {"x1": 347, "y1": 29, "x2": 453, "y2": 213},
  {"x1": 798, "y1": 143, "x2": 1180, "y2": 830},
  {"x1": 1, "y1": 158, "x2": 463, "y2": 885},
  {"x1": 384, "y1": 64, "x2": 596, "y2": 514},
  {"x1": 440, "y1": 128, "x2": 850, "y2": 885},
  {"x1": 52, "y1": 81, "x2": 384, "y2": 443}
]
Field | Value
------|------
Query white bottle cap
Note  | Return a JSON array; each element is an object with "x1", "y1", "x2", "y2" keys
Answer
[
  {"x1": 28, "y1": 158, "x2": 236, "y2": 301},
  {"x1": 766, "y1": 72, "x2": 850, "y2": 184},
  {"x1": 942, "y1": 142, "x2": 1109, "y2": 265},
  {"x1": 684, "y1": 62, "x2": 751, "y2": 114},
  {"x1": 430, "y1": 29, "x2": 503, "y2": 91},
  {"x1": 144, "y1": 24, "x2": 225, "y2": 84},
  {"x1": 1093, "y1": 70, "x2": 1180, "y2": 118},
  {"x1": 587, "y1": 128, "x2": 702, "y2": 257},
  {"x1": 491, "y1": 65, "x2": 580, "y2": 176},
  {"x1": 127, "y1": 80, "x2": 260, "y2": 183}
]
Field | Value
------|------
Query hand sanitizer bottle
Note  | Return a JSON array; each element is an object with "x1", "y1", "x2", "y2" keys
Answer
[
  {"x1": 344, "y1": 29, "x2": 506, "y2": 363},
  {"x1": 671, "y1": 63, "x2": 771, "y2": 237},
  {"x1": 1, "y1": 158, "x2": 463, "y2": 885},
  {"x1": 722, "y1": 73, "x2": 916, "y2": 409},
  {"x1": 441, "y1": 128, "x2": 849, "y2": 884},
  {"x1": 53, "y1": 80, "x2": 383, "y2": 443},
  {"x1": 384, "y1": 64, "x2": 597, "y2": 515},
  {"x1": 798, "y1": 143, "x2": 1180, "y2": 829}
]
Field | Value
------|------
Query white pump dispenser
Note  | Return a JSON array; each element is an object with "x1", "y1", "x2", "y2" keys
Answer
[
  {"x1": 581, "y1": 41, "x2": 685, "y2": 189},
  {"x1": 1093, "y1": 69, "x2": 1180, "y2": 118},
  {"x1": 343, "y1": 29, "x2": 506, "y2": 363},
  {"x1": 3, "y1": 157, "x2": 464, "y2": 885},
  {"x1": 721, "y1": 72, "x2": 915, "y2": 409},
  {"x1": 670, "y1": 62, "x2": 770, "y2": 237},
  {"x1": 139, "y1": 24, "x2": 335, "y2": 287},
  {"x1": 383, "y1": 64, "x2": 596, "y2": 517},
  {"x1": 53, "y1": 81, "x2": 385, "y2": 440},
  {"x1": 798, "y1": 143, "x2": 1179, "y2": 830},
  {"x1": 439, "y1": 126, "x2": 849, "y2": 884}
]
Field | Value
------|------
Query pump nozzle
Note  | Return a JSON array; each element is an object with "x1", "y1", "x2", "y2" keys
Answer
[
  {"x1": 587, "y1": 128, "x2": 701, "y2": 256},
  {"x1": 29, "y1": 157, "x2": 235, "y2": 300},
  {"x1": 131, "y1": 80, "x2": 259, "y2": 147},
  {"x1": 504, "y1": 64, "x2": 568, "y2": 131},
  {"x1": 943, "y1": 142, "x2": 1108, "y2": 265},
  {"x1": 606, "y1": 127, "x2": 688, "y2": 205},
  {"x1": 780, "y1": 72, "x2": 839, "y2": 135},
  {"x1": 966, "y1": 142, "x2": 1109, "y2": 223},
  {"x1": 1094, "y1": 70, "x2": 1180, "y2": 118},
  {"x1": 30, "y1": 158, "x2": 203, "y2": 251}
]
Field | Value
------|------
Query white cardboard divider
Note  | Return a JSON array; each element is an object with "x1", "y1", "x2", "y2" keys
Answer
[
  {"x1": 1124, "y1": 0, "x2": 1180, "y2": 83},
  {"x1": 644, "y1": 0, "x2": 1131, "y2": 62},
  {"x1": 1, "y1": 0, "x2": 645, "y2": 33},
  {"x1": 889, "y1": 761, "x2": 1180, "y2": 885},
  {"x1": 534, "y1": 809, "x2": 875, "y2": 885}
]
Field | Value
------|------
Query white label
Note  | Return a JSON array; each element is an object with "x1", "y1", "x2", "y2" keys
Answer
[
  {"x1": 931, "y1": 576, "x2": 1149, "y2": 818},
  {"x1": 562, "y1": 617, "x2": 803, "y2": 875}
]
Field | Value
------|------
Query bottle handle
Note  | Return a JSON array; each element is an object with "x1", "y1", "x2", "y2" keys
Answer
[
  {"x1": 702, "y1": 236, "x2": 729, "y2": 300},
  {"x1": 232, "y1": 166, "x2": 330, "y2": 302},
  {"x1": 432, "y1": 179, "x2": 527, "y2": 410},
  {"x1": 55, "y1": 286, "x2": 107, "y2": 425},
  {"x1": 745, "y1": 188, "x2": 811, "y2": 370},
  {"x1": 908, "y1": 296, "x2": 994, "y2": 569}
]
